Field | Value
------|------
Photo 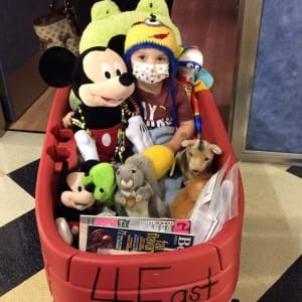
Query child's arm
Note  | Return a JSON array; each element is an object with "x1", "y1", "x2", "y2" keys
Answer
[
  {"x1": 164, "y1": 81, "x2": 195, "y2": 153},
  {"x1": 164, "y1": 120, "x2": 195, "y2": 153}
]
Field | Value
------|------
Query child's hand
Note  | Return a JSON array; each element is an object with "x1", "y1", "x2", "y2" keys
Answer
[
  {"x1": 163, "y1": 142, "x2": 177, "y2": 153},
  {"x1": 164, "y1": 120, "x2": 195, "y2": 153},
  {"x1": 62, "y1": 111, "x2": 74, "y2": 128}
]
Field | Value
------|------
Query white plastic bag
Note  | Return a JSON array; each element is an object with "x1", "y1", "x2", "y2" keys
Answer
[{"x1": 190, "y1": 161, "x2": 239, "y2": 244}]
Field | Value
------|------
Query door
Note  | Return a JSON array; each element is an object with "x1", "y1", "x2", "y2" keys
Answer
[{"x1": 0, "y1": 0, "x2": 50, "y2": 122}]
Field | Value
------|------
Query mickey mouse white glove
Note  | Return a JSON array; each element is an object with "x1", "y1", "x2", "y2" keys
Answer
[
  {"x1": 125, "y1": 115, "x2": 153, "y2": 152},
  {"x1": 74, "y1": 130, "x2": 99, "y2": 161}
]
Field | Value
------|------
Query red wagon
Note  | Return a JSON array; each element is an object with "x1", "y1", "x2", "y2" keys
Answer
[{"x1": 35, "y1": 87, "x2": 244, "y2": 302}]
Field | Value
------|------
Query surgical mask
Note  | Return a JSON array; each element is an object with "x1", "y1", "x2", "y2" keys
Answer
[{"x1": 132, "y1": 62, "x2": 169, "y2": 84}]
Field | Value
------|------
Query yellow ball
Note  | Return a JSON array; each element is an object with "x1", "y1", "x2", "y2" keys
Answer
[{"x1": 142, "y1": 145, "x2": 174, "y2": 179}]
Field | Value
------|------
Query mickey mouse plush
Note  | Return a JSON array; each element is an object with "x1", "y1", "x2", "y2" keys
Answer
[
  {"x1": 39, "y1": 42, "x2": 136, "y2": 163},
  {"x1": 56, "y1": 160, "x2": 116, "y2": 245}
]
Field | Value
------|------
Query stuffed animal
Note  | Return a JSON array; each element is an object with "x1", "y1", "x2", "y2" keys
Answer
[
  {"x1": 39, "y1": 41, "x2": 136, "y2": 163},
  {"x1": 56, "y1": 160, "x2": 116, "y2": 245},
  {"x1": 55, "y1": 160, "x2": 111, "y2": 245},
  {"x1": 82, "y1": 161, "x2": 117, "y2": 208},
  {"x1": 79, "y1": 0, "x2": 181, "y2": 53},
  {"x1": 175, "y1": 139, "x2": 222, "y2": 181},
  {"x1": 170, "y1": 173, "x2": 212, "y2": 219},
  {"x1": 178, "y1": 47, "x2": 214, "y2": 137},
  {"x1": 60, "y1": 169, "x2": 95, "y2": 211},
  {"x1": 115, "y1": 154, "x2": 169, "y2": 217},
  {"x1": 66, "y1": 0, "x2": 182, "y2": 110},
  {"x1": 170, "y1": 139, "x2": 222, "y2": 218},
  {"x1": 178, "y1": 47, "x2": 214, "y2": 94}
]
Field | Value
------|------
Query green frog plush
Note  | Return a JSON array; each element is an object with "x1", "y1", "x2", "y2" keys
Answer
[
  {"x1": 80, "y1": 0, "x2": 181, "y2": 52},
  {"x1": 82, "y1": 161, "x2": 117, "y2": 207}
]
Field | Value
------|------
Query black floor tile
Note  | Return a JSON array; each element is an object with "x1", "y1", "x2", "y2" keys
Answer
[
  {"x1": 287, "y1": 166, "x2": 302, "y2": 178},
  {"x1": 8, "y1": 160, "x2": 40, "y2": 197},
  {"x1": 258, "y1": 256, "x2": 302, "y2": 302},
  {"x1": 0, "y1": 210, "x2": 43, "y2": 296}
]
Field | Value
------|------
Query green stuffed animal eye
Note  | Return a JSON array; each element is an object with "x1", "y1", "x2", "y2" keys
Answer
[
  {"x1": 85, "y1": 183, "x2": 95, "y2": 193},
  {"x1": 99, "y1": 188, "x2": 104, "y2": 193}
]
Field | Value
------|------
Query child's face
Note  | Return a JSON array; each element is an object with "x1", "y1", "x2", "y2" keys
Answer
[
  {"x1": 131, "y1": 48, "x2": 168, "y2": 65},
  {"x1": 131, "y1": 48, "x2": 169, "y2": 84}
]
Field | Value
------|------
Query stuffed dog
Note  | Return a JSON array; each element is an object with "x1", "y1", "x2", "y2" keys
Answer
[
  {"x1": 175, "y1": 139, "x2": 222, "y2": 180},
  {"x1": 170, "y1": 173, "x2": 211, "y2": 219},
  {"x1": 171, "y1": 139, "x2": 222, "y2": 218}
]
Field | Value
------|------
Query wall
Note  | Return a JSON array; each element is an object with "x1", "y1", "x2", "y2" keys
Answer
[
  {"x1": 246, "y1": 0, "x2": 302, "y2": 153},
  {"x1": 0, "y1": 0, "x2": 65, "y2": 74},
  {"x1": 0, "y1": 0, "x2": 57, "y2": 121}
]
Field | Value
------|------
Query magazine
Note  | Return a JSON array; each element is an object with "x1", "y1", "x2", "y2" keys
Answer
[
  {"x1": 80, "y1": 215, "x2": 191, "y2": 233},
  {"x1": 80, "y1": 225, "x2": 194, "y2": 253}
]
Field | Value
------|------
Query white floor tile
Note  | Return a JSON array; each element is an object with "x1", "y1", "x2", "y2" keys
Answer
[
  {"x1": 1, "y1": 270, "x2": 52, "y2": 302},
  {"x1": 0, "y1": 176, "x2": 35, "y2": 227},
  {"x1": 0, "y1": 131, "x2": 44, "y2": 174},
  {"x1": 236, "y1": 162, "x2": 302, "y2": 298}
]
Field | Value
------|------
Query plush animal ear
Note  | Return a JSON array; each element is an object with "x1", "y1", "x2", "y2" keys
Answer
[
  {"x1": 181, "y1": 140, "x2": 196, "y2": 148},
  {"x1": 108, "y1": 35, "x2": 126, "y2": 56},
  {"x1": 209, "y1": 144, "x2": 223, "y2": 155},
  {"x1": 135, "y1": 0, "x2": 170, "y2": 17},
  {"x1": 80, "y1": 160, "x2": 100, "y2": 175},
  {"x1": 91, "y1": 0, "x2": 120, "y2": 21},
  {"x1": 39, "y1": 47, "x2": 77, "y2": 87}
]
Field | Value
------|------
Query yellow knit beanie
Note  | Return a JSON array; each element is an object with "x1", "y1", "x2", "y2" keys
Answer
[{"x1": 124, "y1": 16, "x2": 182, "y2": 58}]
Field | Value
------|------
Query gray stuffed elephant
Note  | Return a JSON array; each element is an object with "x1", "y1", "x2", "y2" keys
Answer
[{"x1": 114, "y1": 154, "x2": 169, "y2": 217}]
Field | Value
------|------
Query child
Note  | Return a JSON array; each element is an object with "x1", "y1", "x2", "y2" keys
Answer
[{"x1": 124, "y1": 16, "x2": 195, "y2": 153}]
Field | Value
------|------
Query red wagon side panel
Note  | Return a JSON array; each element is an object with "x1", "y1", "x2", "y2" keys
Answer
[{"x1": 35, "y1": 87, "x2": 244, "y2": 302}]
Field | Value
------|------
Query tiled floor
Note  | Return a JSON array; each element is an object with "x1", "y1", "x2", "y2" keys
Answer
[
  {"x1": 234, "y1": 163, "x2": 302, "y2": 301},
  {"x1": 8, "y1": 88, "x2": 55, "y2": 133},
  {"x1": 0, "y1": 130, "x2": 301, "y2": 301}
]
